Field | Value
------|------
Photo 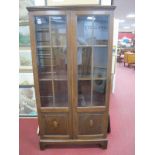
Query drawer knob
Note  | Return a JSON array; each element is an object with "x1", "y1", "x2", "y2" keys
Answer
[
  {"x1": 89, "y1": 119, "x2": 93, "y2": 127},
  {"x1": 53, "y1": 121, "x2": 58, "y2": 128}
]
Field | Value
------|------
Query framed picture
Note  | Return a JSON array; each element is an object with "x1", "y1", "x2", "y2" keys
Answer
[
  {"x1": 19, "y1": 26, "x2": 30, "y2": 47},
  {"x1": 19, "y1": 50, "x2": 32, "y2": 67},
  {"x1": 19, "y1": 0, "x2": 35, "y2": 23},
  {"x1": 19, "y1": 87, "x2": 37, "y2": 116},
  {"x1": 118, "y1": 32, "x2": 135, "y2": 48},
  {"x1": 19, "y1": 73, "x2": 34, "y2": 85}
]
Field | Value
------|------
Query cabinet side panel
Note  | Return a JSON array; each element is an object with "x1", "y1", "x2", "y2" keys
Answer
[{"x1": 28, "y1": 12, "x2": 43, "y2": 133}]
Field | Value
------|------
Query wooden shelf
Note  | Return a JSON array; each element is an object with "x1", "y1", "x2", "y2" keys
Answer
[
  {"x1": 51, "y1": 45, "x2": 66, "y2": 48},
  {"x1": 37, "y1": 45, "x2": 51, "y2": 48},
  {"x1": 36, "y1": 29, "x2": 49, "y2": 32},
  {"x1": 78, "y1": 77, "x2": 106, "y2": 80},
  {"x1": 39, "y1": 74, "x2": 67, "y2": 81},
  {"x1": 37, "y1": 54, "x2": 51, "y2": 56},
  {"x1": 37, "y1": 45, "x2": 66, "y2": 48},
  {"x1": 77, "y1": 45, "x2": 108, "y2": 48},
  {"x1": 51, "y1": 32, "x2": 66, "y2": 35},
  {"x1": 41, "y1": 96, "x2": 54, "y2": 98}
]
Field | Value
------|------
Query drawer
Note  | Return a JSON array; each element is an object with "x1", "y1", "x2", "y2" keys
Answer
[
  {"x1": 42, "y1": 113, "x2": 70, "y2": 135},
  {"x1": 78, "y1": 113, "x2": 107, "y2": 135}
]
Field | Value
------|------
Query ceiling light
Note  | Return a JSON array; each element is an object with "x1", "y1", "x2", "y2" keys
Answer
[
  {"x1": 87, "y1": 16, "x2": 96, "y2": 20},
  {"x1": 126, "y1": 14, "x2": 135, "y2": 18},
  {"x1": 123, "y1": 26, "x2": 130, "y2": 29}
]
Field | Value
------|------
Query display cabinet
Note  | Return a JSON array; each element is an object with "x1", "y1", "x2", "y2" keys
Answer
[{"x1": 27, "y1": 5, "x2": 115, "y2": 149}]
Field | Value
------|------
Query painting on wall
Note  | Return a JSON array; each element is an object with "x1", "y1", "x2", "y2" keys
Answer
[
  {"x1": 19, "y1": 73, "x2": 34, "y2": 85},
  {"x1": 19, "y1": 26, "x2": 31, "y2": 47},
  {"x1": 19, "y1": 0, "x2": 35, "y2": 23},
  {"x1": 19, "y1": 87, "x2": 37, "y2": 116},
  {"x1": 19, "y1": 50, "x2": 32, "y2": 66},
  {"x1": 118, "y1": 32, "x2": 135, "y2": 48}
]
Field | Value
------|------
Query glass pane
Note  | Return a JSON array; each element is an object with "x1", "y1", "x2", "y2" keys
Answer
[
  {"x1": 39, "y1": 81, "x2": 53, "y2": 107},
  {"x1": 35, "y1": 16, "x2": 68, "y2": 107},
  {"x1": 50, "y1": 16, "x2": 66, "y2": 46},
  {"x1": 77, "y1": 16, "x2": 93, "y2": 45},
  {"x1": 37, "y1": 47, "x2": 52, "y2": 80},
  {"x1": 93, "y1": 47, "x2": 108, "y2": 78},
  {"x1": 93, "y1": 80, "x2": 106, "y2": 106},
  {"x1": 35, "y1": 16, "x2": 50, "y2": 46},
  {"x1": 53, "y1": 47, "x2": 67, "y2": 79},
  {"x1": 54, "y1": 81, "x2": 68, "y2": 107},
  {"x1": 78, "y1": 80, "x2": 91, "y2": 107},
  {"x1": 93, "y1": 16, "x2": 109, "y2": 45},
  {"x1": 77, "y1": 47, "x2": 92, "y2": 78},
  {"x1": 77, "y1": 15, "x2": 109, "y2": 107}
]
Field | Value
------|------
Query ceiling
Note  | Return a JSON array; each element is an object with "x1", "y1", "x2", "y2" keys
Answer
[{"x1": 113, "y1": 0, "x2": 135, "y2": 32}]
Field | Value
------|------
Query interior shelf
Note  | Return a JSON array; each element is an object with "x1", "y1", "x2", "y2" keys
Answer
[
  {"x1": 78, "y1": 77, "x2": 107, "y2": 80},
  {"x1": 37, "y1": 45, "x2": 51, "y2": 48},
  {"x1": 36, "y1": 29, "x2": 49, "y2": 32},
  {"x1": 39, "y1": 74, "x2": 67, "y2": 81},
  {"x1": 77, "y1": 45, "x2": 108, "y2": 47}
]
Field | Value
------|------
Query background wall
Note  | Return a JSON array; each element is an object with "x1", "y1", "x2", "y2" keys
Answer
[{"x1": 47, "y1": 0, "x2": 99, "y2": 5}]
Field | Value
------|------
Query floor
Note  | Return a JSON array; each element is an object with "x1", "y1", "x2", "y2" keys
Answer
[{"x1": 19, "y1": 63, "x2": 135, "y2": 155}]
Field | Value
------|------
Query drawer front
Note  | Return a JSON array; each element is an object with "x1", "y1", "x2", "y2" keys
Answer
[
  {"x1": 78, "y1": 113, "x2": 107, "y2": 137},
  {"x1": 42, "y1": 113, "x2": 70, "y2": 136}
]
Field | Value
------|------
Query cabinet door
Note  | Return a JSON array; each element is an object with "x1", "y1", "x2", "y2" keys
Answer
[
  {"x1": 30, "y1": 12, "x2": 72, "y2": 138},
  {"x1": 76, "y1": 15, "x2": 109, "y2": 107},
  {"x1": 71, "y1": 12, "x2": 113, "y2": 138},
  {"x1": 34, "y1": 15, "x2": 70, "y2": 108}
]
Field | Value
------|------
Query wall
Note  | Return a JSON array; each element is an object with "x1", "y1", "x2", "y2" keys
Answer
[{"x1": 47, "y1": 0, "x2": 99, "y2": 5}]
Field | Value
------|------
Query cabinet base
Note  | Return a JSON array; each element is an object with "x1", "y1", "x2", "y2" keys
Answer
[{"x1": 39, "y1": 138, "x2": 108, "y2": 150}]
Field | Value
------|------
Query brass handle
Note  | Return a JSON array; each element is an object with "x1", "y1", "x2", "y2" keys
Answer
[
  {"x1": 53, "y1": 121, "x2": 58, "y2": 128},
  {"x1": 89, "y1": 119, "x2": 93, "y2": 127}
]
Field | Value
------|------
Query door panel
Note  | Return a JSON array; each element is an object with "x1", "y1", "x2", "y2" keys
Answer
[
  {"x1": 76, "y1": 15, "x2": 109, "y2": 107},
  {"x1": 77, "y1": 112, "x2": 107, "y2": 138},
  {"x1": 42, "y1": 113, "x2": 71, "y2": 137},
  {"x1": 35, "y1": 15, "x2": 69, "y2": 108},
  {"x1": 71, "y1": 11, "x2": 111, "y2": 138}
]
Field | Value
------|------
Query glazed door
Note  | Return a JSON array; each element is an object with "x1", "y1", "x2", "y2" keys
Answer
[
  {"x1": 30, "y1": 12, "x2": 72, "y2": 139},
  {"x1": 71, "y1": 11, "x2": 113, "y2": 139}
]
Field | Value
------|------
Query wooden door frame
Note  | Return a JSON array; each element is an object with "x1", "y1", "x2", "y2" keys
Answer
[
  {"x1": 28, "y1": 10, "x2": 73, "y2": 138},
  {"x1": 70, "y1": 10, "x2": 114, "y2": 139}
]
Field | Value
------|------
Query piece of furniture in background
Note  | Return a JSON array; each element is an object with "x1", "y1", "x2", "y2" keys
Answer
[
  {"x1": 27, "y1": 5, "x2": 115, "y2": 150},
  {"x1": 116, "y1": 48, "x2": 124, "y2": 63},
  {"x1": 124, "y1": 52, "x2": 135, "y2": 67}
]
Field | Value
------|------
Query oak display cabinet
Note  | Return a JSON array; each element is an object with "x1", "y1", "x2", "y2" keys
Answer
[{"x1": 27, "y1": 5, "x2": 115, "y2": 150}]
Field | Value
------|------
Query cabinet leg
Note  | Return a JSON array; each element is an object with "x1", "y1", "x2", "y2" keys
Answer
[
  {"x1": 99, "y1": 141, "x2": 108, "y2": 149},
  {"x1": 39, "y1": 142, "x2": 46, "y2": 150}
]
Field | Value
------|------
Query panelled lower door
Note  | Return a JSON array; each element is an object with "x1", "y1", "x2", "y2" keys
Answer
[
  {"x1": 71, "y1": 11, "x2": 112, "y2": 139},
  {"x1": 31, "y1": 11, "x2": 72, "y2": 139}
]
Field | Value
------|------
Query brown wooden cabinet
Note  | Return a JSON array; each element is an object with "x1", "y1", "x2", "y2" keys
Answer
[{"x1": 27, "y1": 5, "x2": 115, "y2": 150}]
